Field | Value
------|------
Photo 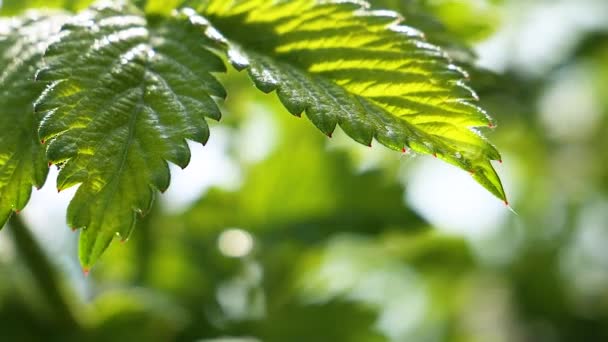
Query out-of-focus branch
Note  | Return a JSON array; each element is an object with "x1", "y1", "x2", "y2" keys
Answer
[{"x1": 7, "y1": 214, "x2": 81, "y2": 330}]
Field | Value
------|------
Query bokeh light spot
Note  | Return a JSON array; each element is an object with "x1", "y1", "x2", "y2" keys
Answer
[{"x1": 218, "y1": 228, "x2": 254, "y2": 258}]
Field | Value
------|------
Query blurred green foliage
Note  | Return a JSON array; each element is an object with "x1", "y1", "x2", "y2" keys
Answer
[
  {"x1": 2, "y1": 0, "x2": 608, "y2": 341},
  {"x1": 0, "y1": 0, "x2": 94, "y2": 14},
  {"x1": 370, "y1": 0, "x2": 502, "y2": 62}
]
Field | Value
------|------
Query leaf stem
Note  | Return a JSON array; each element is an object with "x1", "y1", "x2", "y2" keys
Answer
[{"x1": 7, "y1": 214, "x2": 81, "y2": 330}]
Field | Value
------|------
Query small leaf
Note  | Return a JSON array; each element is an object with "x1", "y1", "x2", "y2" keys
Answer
[
  {"x1": 197, "y1": 0, "x2": 506, "y2": 200},
  {"x1": 0, "y1": 13, "x2": 67, "y2": 227},
  {"x1": 36, "y1": 4, "x2": 226, "y2": 267}
]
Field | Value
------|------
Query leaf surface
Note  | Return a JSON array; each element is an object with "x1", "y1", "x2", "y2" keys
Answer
[
  {"x1": 197, "y1": 0, "x2": 506, "y2": 200},
  {"x1": 0, "y1": 14, "x2": 66, "y2": 226},
  {"x1": 36, "y1": 4, "x2": 226, "y2": 267}
]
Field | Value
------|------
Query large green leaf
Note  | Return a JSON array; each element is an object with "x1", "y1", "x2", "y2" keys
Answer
[
  {"x1": 196, "y1": 0, "x2": 506, "y2": 201},
  {"x1": 0, "y1": 14, "x2": 67, "y2": 227},
  {"x1": 35, "y1": 4, "x2": 226, "y2": 268}
]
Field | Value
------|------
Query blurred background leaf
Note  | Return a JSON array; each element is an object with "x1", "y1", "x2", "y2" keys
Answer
[{"x1": 0, "y1": 0, "x2": 94, "y2": 15}]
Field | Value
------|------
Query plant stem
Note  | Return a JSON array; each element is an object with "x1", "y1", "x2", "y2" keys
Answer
[{"x1": 7, "y1": 214, "x2": 81, "y2": 330}]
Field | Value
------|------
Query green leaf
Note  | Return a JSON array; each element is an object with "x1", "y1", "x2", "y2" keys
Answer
[
  {"x1": 0, "y1": 14, "x2": 67, "y2": 227},
  {"x1": 198, "y1": 0, "x2": 506, "y2": 201},
  {"x1": 35, "y1": 4, "x2": 226, "y2": 268}
]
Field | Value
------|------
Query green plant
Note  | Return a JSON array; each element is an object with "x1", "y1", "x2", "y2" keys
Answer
[{"x1": 0, "y1": 0, "x2": 504, "y2": 269}]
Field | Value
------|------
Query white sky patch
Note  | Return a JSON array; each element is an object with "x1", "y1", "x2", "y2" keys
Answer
[
  {"x1": 475, "y1": 0, "x2": 608, "y2": 74},
  {"x1": 21, "y1": 168, "x2": 77, "y2": 253},
  {"x1": 405, "y1": 156, "x2": 517, "y2": 239},
  {"x1": 161, "y1": 127, "x2": 242, "y2": 212},
  {"x1": 237, "y1": 105, "x2": 278, "y2": 164}
]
